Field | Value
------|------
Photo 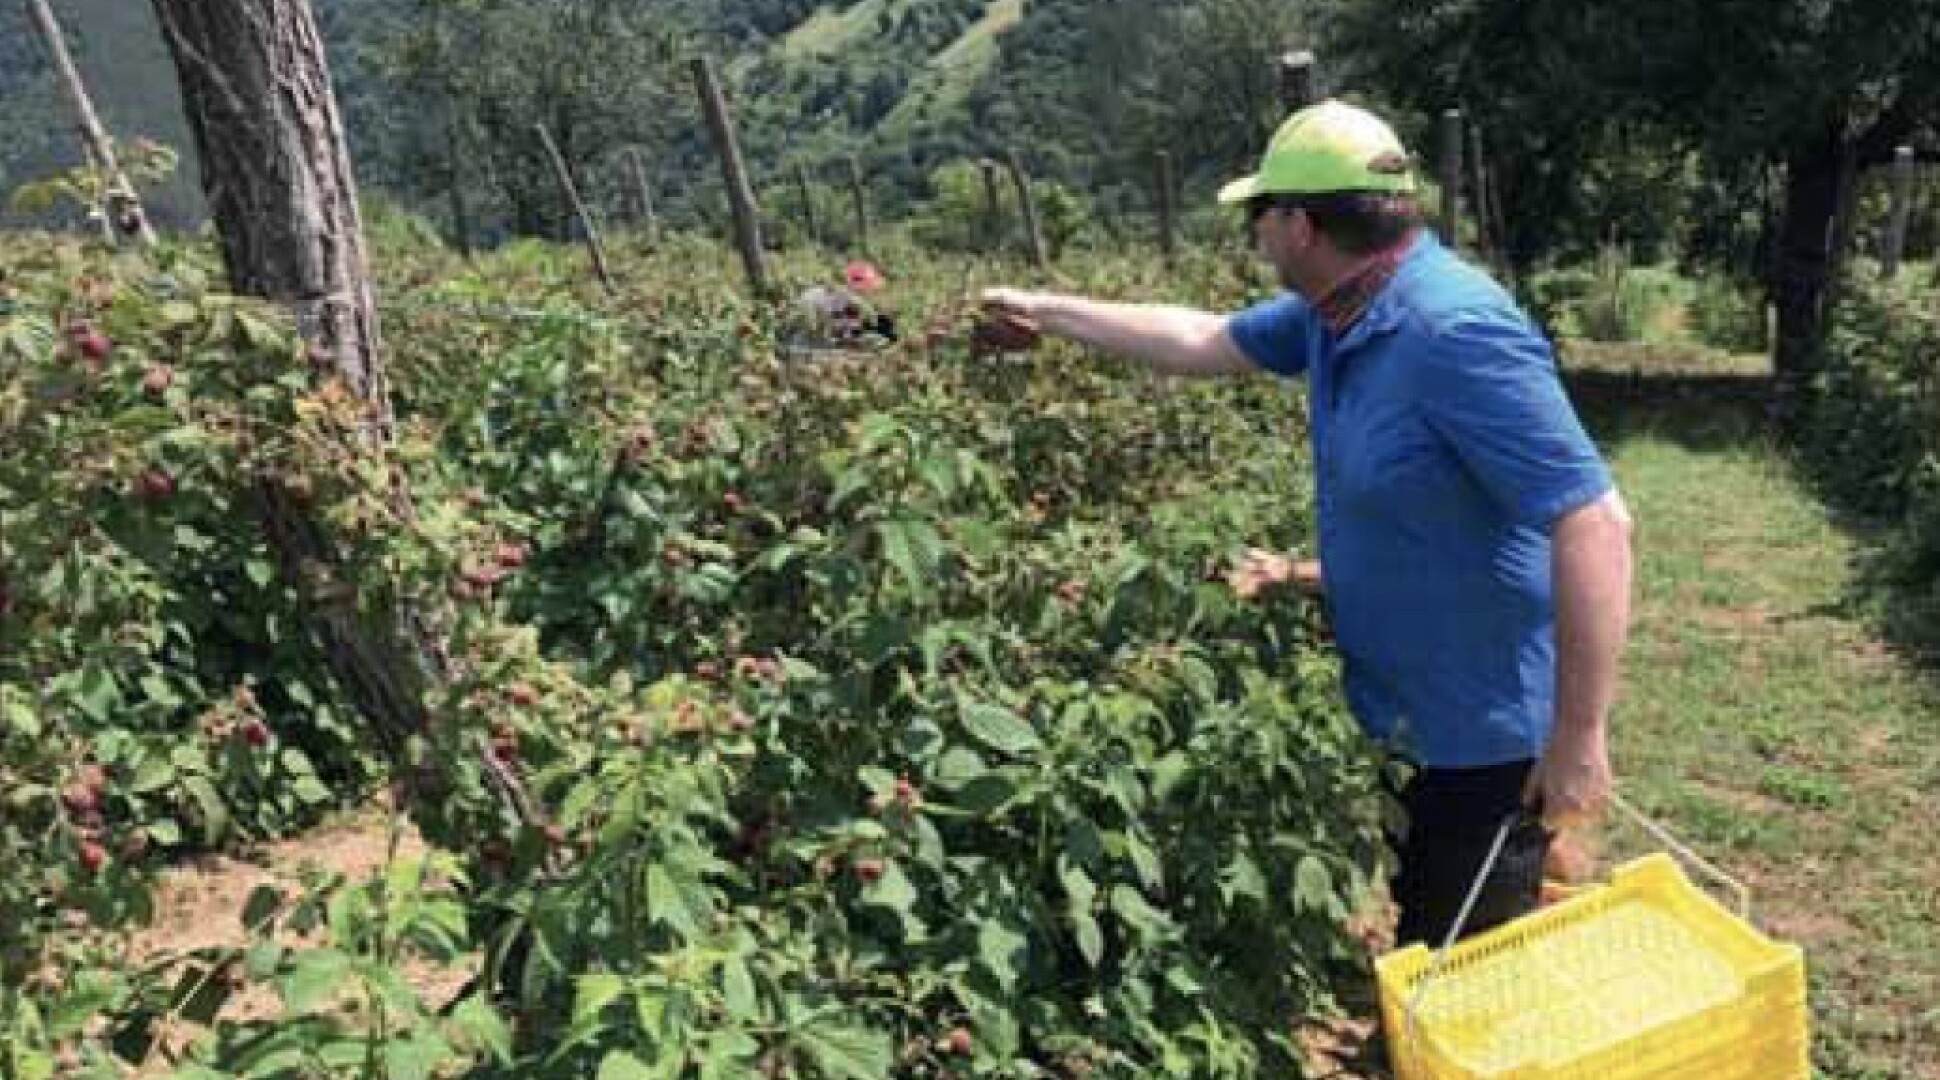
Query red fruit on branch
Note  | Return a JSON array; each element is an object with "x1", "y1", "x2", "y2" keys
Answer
[
  {"x1": 78, "y1": 841, "x2": 109, "y2": 874},
  {"x1": 853, "y1": 857, "x2": 885, "y2": 885},
  {"x1": 894, "y1": 775, "x2": 920, "y2": 809},
  {"x1": 495, "y1": 542, "x2": 528, "y2": 569},
  {"x1": 722, "y1": 491, "x2": 746, "y2": 513},
  {"x1": 239, "y1": 720, "x2": 271, "y2": 748},
  {"x1": 142, "y1": 364, "x2": 174, "y2": 395},
  {"x1": 507, "y1": 682, "x2": 539, "y2": 707},
  {"x1": 77, "y1": 763, "x2": 107, "y2": 790},
  {"x1": 463, "y1": 563, "x2": 506, "y2": 588},
  {"x1": 481, "y1": 838, "x2": 511, "y2": 873},
  {"x1": 61, "y1": 783, "x2": 99, "y2": 817},
  {"x1": 76, "y1": 330, "x2": 112, "y2": 361},
  {"x1": 133, "y1": 468, "x2": 176, "y2": 501},
  {"x1": 490, "y1": 735, "x2": 519, "y2": 763},
  {"x1": 945, "y1": 1027, "x2": 973, "y2": 1055}
]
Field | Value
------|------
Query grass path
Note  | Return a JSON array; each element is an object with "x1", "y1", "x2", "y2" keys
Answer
[{"x1": 1569, "y1": 360, "x2": 1940, "y2": 1080}]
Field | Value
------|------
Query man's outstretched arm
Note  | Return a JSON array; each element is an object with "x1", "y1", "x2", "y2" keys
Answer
[{"x1": 981, "y1": 289, "x2": 1257, "y2": 379}]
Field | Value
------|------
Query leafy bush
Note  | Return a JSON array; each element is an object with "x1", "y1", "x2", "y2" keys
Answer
[
  {"x1": 911, "y1": 161, "x2": 1091, "y2": 258},
  {"x1": 1530, "y1": 248, "x2": 1689, "y2": 344},
  {"x1": 2, "y1": 232, "x2": 1386, "y2": 1078},
  {"x1": 1688, "y1": 272, "x2": 1769, "y2": 354},
  {"x1": 1801, "y1": 265, "x2": 1940, "y2": 648}
]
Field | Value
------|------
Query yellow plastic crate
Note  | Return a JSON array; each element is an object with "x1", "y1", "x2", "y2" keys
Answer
[{"x1": 1376, "y1": 853, "x2": 1808, "y2": 1080}]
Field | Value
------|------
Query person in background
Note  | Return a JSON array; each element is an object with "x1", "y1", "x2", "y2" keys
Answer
[
  {"x1": 794, "y1": 260, "x2": 898, "y2": 345},
  {"x1": 977, "y1": 100, "x2": 1634, "y2": 946}
]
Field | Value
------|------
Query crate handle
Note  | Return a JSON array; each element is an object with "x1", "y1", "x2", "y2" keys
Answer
[
  {"x1": 1607, "y1": 790, "x2": 1752, "y2": 919},
  {"x1": 1401, "y1": 789, "x2": 1754, "y2": 1050},
  {"x1": 1403, "y1": 809, "x2": 1523, "y2": 1048}
]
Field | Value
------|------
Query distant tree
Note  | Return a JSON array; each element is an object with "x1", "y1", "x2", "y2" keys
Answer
[
  {"x1": 1323, "y1": 0, "x2": 1940, "y2": 386},
  {"x1": 366, "y1": 0, "x2": 687, "y2": 241}
]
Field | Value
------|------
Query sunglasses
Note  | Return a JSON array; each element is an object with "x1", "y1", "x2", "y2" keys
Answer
[{"x1": 1247, "y1": 197, "x2": 1306, "y2": 225}]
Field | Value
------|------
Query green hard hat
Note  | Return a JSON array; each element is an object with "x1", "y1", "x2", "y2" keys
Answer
[{"x1": 1217, "y1": 99, "x2": 1417, "y2": 203}]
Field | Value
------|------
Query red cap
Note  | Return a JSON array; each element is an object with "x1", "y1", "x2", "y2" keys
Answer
[{"x1": 844, "y1": 260, "x2": 885, "y2": 292}]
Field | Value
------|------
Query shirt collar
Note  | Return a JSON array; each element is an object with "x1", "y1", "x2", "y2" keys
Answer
[{"x1": 1328, "y1": 230, "x2": 1434, "y2": 352}]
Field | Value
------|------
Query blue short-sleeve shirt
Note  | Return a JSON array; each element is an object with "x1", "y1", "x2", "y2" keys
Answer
[{"x1": 1228, "y1": 233, "x2": 1613, "y2": 768}]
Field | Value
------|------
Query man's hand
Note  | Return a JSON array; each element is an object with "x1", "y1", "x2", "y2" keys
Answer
[
  {"x1": 975, "y1": 289, "x2": 1044, "y2": 354},
  {"x1": 1227, "y1": 548, "x2": 1323, "y2": 600},
  {"x1": 1523, "y1": 725, "x2": 1612, "y2": 832}
]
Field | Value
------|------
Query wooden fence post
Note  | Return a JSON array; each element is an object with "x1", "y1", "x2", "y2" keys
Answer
[
  {"x1": 1004, "y1": 149, "x2": 1049, "y2": 269},
  {"x1": 625, "y1": 146, "x2": 659, "y2": 246},
  {"x1": 1275, "y1": 49, "x2": 1318, "y2": 112},
  {"x1": 794, "y1": 163, "x2": 819, "y2": 246},
  {"x1": 1884, "y1": 145, "x2": 1915, "y2": 279},
  {"x1": 846, "y1": 155, "x2": 871, "y2": 256},
  {"x1": 979, "y1": 159, "x2": 1004, "y2": 253},
  {"x1": 1155, "y1": 150, "x2": 1177, "y2": 265},
  {"x1": 692, "y1": 55, "x2": 768, "y2": 299},
  {"x1": 28, "y1": 0, "x2": 154, "y2": 244},
  {"x1": 534, "y1": 122, "x2": 615, "y2": 294},
  {"x1": 1466, "y1": 120, "x2": 1497, "y2": 264},
  {"x1": 1439, "y1": 108, "x2": 1464, "y2": 250}
]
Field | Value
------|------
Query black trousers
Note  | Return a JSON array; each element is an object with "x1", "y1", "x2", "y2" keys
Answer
[{"x1": 1388, "y1": 758, "x2": 1552, "y2": 947}]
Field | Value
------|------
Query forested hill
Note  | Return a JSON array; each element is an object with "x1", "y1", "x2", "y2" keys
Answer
[{"x1": 1, "y1": 0, "x2": 1304, "y2": 236}]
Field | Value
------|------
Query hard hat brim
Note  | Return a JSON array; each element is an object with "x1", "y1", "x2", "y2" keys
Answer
[{"x1": 1217, "y1": 175, "x2": 1260, "y2": 205}]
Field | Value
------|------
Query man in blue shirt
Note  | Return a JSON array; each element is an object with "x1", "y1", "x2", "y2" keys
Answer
[{"x1": 980, "y1": 100, "x2": 1634, "y2": 945}]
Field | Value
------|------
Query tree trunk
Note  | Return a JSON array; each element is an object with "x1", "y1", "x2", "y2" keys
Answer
[
  {"x1": 1770, "y1": 125, "x2": 1851, "y2": 389},
  {"x1": 149, "y1": 0, "x2": 538, "y2": 838},
  {"x1": 150, "y1": 0, "x2": 388, "y2": 412}
]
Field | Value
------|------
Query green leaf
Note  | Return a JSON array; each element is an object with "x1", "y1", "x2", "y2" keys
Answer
[
  {"x1": 1, "y1": 693, "x2": 39, "y2": 738},
  {"x1": 860, "y1": 859, "x2": 917, "y2": 915},
  {"x1": 646, "y1": 864, "x2": 699, "y2": 937},
  {"x1": 245, "y1": 559, "x2": 276, "y2": 588},
  {"x1": 1072, "y1": 912, "x2": 1104, "y2": 967},
  {"x1": 75, "y1": 664, "x2": 119, "y2": 722},
  {"x1": 182, "y1": 775, "x2": 230, "y2": 846},
  {"x1": 959, "y1": 699, "x2": 1041, "y2": 757},
  {"x1": 573, "y1": 970, "x2": 625, "y2": 1028},
  {"x1": 1220, "y1": 851, "x2": 1268, "y2": 906},
  {"x1": 1109, "y1": 885, "x2": 1172, "y2": 944},
  {"x1": 597, "y1": 1051, "x2": 656, "y2": 1080},
  {"x1": 277, "y1": 949, "x2": 350, "y2": 1013},
  {"x1": 1295, "y1": 855, "x2": 1333, "y2": 913},
  {"x1": 449, "y1": 995, "x2": 513, "y2": 1064},
  {"x1": 951, "y1": 771, "x2": 1020, "y2": 817},
  {"x1": 130, "y1": 755, "x2": 176, "y2": 794},
  {"x1": 877, "y1": 517, "x2": 943, "y2": 596},
  {"x1": 794, "y1": 1020, "x2": 893, "y2": 1080},
  {"x1": 976, "y1": 918, "x2": 1028, "y2": 994},
  {"x1": 240, "y1": 885, "x2": 284, "y2": 931},
  {"x1": 381, "y1": 1032, "x2": 454, "y2": 1080},
  {"x1": 720, "y1": 956, "x2": 757, "y2": 1020},
  {"x1": 290, "y1": 774, "x2": 332, "y2": 805},
  {"x1": 1125, "y1": 830, "x2": 1162, "y2": 890}
]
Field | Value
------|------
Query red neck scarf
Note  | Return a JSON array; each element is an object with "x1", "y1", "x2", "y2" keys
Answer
[{"x1": 1314, "y1": 234, "x2": 1415, "y2": 339}]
